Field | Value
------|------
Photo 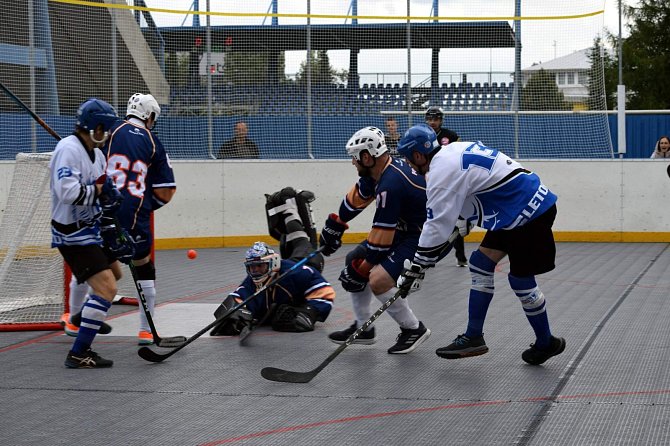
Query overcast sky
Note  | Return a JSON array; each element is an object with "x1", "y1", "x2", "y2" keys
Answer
[{"x1": 144, "y1": 0, "x2": 634, "y2": 82}]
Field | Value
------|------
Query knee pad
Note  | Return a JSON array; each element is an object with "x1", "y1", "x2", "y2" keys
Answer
[
  {"x1": 508, "y1": 274, "x2": 545, "y2": 315},
  {"x1": 469, "y1": 250, "x2": 496, "y2": 293},
  {"x1": 134, "y1": 261, "x2": 156, "y2": 281}
]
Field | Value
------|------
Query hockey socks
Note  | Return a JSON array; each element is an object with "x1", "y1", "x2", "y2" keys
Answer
[
  {"x1": 137, "y1": 280, "x2": 156, "y2": 332},
  {"x1": 375, "y1": 289, "x2": 419, "y2": 330},
  {"x1": 464, "y1": 250, "x2": 497, "y2": 338},
  {"x1": 72, "y1": 294, "x2": 111, "y2": 354},
  {"x1": 508, "y1": 274, "x2": 551, "y2": 349},
  {"x1": 350, "y1": 287, "x2": 374, "y2": 329},
  {"x1": 68, "y1": 276, "x2": 89, "y2": 317}
]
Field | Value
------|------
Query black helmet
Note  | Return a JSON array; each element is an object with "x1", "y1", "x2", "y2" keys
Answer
[{"x1": 425, "y1": 106, "x2": 444, "y2": 120}]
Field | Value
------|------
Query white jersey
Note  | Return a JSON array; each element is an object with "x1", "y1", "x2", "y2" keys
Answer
[
  {"x1": 50, "y1": 134, "x2": 106, "y2": 247},
  {"x1": 416, "y1": 141, "x2": 557, "y2": 265}
]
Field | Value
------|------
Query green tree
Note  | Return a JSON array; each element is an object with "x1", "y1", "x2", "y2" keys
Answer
[
  {"x1": 295, "y1": 50, "x2": 347, "y2": 85},
  {"x1": 605, "y1": 1, "x2": 670, "y2": 109},
  {"x1": 221, "y1": 52, "x2": 286, "y2": 85},
  {"x1": 586, "y1": 37, "x2": 617, "y2": 110},
  {"x1": 520, "y1": 69, "x2": 569, "y2": 111}
]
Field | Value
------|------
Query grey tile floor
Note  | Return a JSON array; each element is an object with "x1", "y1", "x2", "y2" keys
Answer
[{"x1": 1, "y1": 242, "x2": 669, "y2": 445}]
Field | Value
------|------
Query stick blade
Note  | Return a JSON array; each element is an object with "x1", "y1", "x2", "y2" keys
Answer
[
  {"x1": 156, "y1": 336, "x2": 188, "y2": 348},
  {"x1": 238, "y1": 327, "x2": 252, "y2": 345},
  {"x1": 137, "y1": 346, "x2": 168, "y2": 363},
  {"x1": 261, "y1": 366, "x2": 315, "y2": 383}
]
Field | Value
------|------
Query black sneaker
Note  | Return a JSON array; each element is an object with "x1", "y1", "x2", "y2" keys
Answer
[
  {"x1": 328, "y1": 322, "x2": 376, "y2": 345},
  {"x1": 64, "y1": 349, "x2": 113, "y2": 368},
  {"x1": 387, "y1": 321, "x2": 431, "y2": 354},
  {"x1": 522, "y1": 336, "x2": 566, "y2": 365},
  {"x1": 70, "y1": 312, "x2": 112, "y2": 335},
  {"x1": 436, "y1": 334, "x2": 489, "y2": 359}
]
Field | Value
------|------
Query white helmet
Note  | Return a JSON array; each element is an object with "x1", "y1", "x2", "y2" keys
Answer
[
  {"x1": 346, "y1": 126, "x2": 388, "y2": 161},
  {"x1": 126, "y1": 93, "x2": 161, "y2": 121},
  {"x1": 244, "y1": 241, "x2": 281, "y2": 286}
]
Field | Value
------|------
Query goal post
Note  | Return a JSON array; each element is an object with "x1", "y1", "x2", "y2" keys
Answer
[{"x1": 0, "y1": 153, "x2": 65, "y2": 331}]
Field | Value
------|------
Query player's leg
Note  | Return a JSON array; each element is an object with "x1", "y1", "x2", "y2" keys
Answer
[
  {"x1": 328, "y1": 243, "x2": 376, "y2": 344},
  {"x1": 453, "y1": 234, "x2": 468, "y2": 267},
  {"x1": 507, "y1": 205, "x2": 565, "y2": 365},
  {"x1": 265, "y1": 187, "x2": 324, "y2": 271},
  {"x1": 129, "y1": 225, "x2": 159, "y2": 345},
  {"x1": 436, "y1": 247, "x2": 501, "y2": 359},
  {"x1": 373, "y1": 236, "x2": 430, "y2": 354},
  {"x1": 58, "y1": 245, "x2": 116, "y2": 368},
  {"x1": 63, "y1": 276, "x2": 89, "y2": 336}
]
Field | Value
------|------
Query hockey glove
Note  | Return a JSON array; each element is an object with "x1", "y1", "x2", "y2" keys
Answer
[
  {"x1": 339, "y1": 258, "x2": 369, "y2": 293},
  {"x1": 100, "y1": 220, "x2": 135, "y2": 264},
  {"x1": 396, "y1": 259, "x2": 426, "y2": 297},
  {"x1": 271, "y1": 303, "x2": 318, "y2": 332},
  {"x1": 210, "y1": 295, "x2": 254, "y2": 336},
  {"x1": 319, "y1": 213, "x2": 348, "y2": 256},
  {"x1": 456, "y1": 217, "x2": 472, "y2": 237},
  {"x1": 96, "y1": 175, "x2": 123, "y2": 215}
]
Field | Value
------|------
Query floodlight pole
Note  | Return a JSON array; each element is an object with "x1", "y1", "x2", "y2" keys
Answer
[
  {"x1": 206, "y1": 0, "x2": 214, "y2": 159},
  {"x1": 406, "y1": 0, "x2": 412, "y2": 127}
]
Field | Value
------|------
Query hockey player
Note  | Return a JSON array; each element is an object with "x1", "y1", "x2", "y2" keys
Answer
[
  {"x1": 320, "y1": 126, "x2": 431, "y2": 354},
  {"x1": 210, "y1": 242, "x2": 335, "y2": 335},
  {"x1": 103, "y1": 93, "x2": 177, "y2": 345},
  {"x1": 51, "y1": 98, "x2": 134, "y2": 368},
  {"x1": 396, "y1": 124, "x2": 565, "y2": 365},
  {"x1": 424, "y1": 106, "x2": 469, "y2": 267}
]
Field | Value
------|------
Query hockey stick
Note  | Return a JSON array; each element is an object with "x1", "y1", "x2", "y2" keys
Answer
[
  {"x1": 261, "y1": 229, "x2": 460, "y2": 383},
  {"x1": 138, "y1": 246, "x2": 326, "y2": 363},
  {"x1": 0, "y1": 81, "x2": 62, "y2": 140},
  {"x1": 667, "y1": 164, "x2": 670, "y2": 178},
  {"x1": 239, "y1": 302, "x2": 277, "y2": 345},
  {"x1": 115, "y1": 220, "x2": 187, "y2": 348}
]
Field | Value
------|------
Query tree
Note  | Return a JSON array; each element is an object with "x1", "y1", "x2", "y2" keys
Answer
[
  {"x1": 295, "y1": 50, "x2": 347, "y2": 85},
  {"x1": 520, "y1": 69, "x2": 569, "y2": 111},
  {"x1": 586, "y1": 37, "x2": 617, "y2": 110},
  {"x1": 605, "y1": 1, "x2": 670, "y2": 109},
  {"x1": 221, "y1": 52, "x2": 286, "y2": 85}
]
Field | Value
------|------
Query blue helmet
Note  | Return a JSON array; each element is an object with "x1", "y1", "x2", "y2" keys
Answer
[
  {"x1": 397, "y1": 123, "x2": 440, "y2": 159},
  {"x1": 76, "y1": 98, "x2": 118, "y2": 132}
]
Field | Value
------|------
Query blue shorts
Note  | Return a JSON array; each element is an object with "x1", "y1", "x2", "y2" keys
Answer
[{"x1": 345, "y1": 232, "x2": 420, "y2": 280}]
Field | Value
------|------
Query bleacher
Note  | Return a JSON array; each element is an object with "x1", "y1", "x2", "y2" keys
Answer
[{"x1": 168, "y1": 82, "x2": 516, "y2": 116}]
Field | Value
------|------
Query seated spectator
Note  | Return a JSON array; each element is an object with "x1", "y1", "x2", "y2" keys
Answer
[
  {"x1": 650, "y1": 136, "x2": 670, "y2": 158},
  {"x1": 217, "y1": 121, "x2": 260, "y2": 159},
  {"x1": 385, "y1": 117, "x2": 401, "y2": 156}
]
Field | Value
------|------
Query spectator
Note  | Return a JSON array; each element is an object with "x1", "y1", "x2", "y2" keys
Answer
[
  {"x1": 650, "y1": 135, "x2": 670, "y2": 159},
  {"x1": 384, "y1": 117, "x2": 401, "y2": 156},
  {"x1": 217, "y1": 121, "x2": 259, "y2": 159}
]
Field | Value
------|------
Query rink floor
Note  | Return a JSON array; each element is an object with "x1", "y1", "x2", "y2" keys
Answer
[{"x1": 1, "y1": 242, "x2": 670, "y2": 445}]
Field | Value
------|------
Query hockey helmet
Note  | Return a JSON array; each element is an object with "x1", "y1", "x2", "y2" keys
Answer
[
  {"x1": 244, "y1": 242, "x2": 281, "y2": 285},
  {"x1": 397, "y1": 123, "x2": 440, "y2": 158},
  {"x1": 75, "y1": 98, "x2": 119, "y2": 144},
  {"x1": 346, "y1": 126, "x2": 388, "y2": 161},
  {"x1": 126, "y1": 93, "x2": 161, "y2": 122},
  {"x1": 425, "y1": 106, "x2": 444, "y2": 121}
]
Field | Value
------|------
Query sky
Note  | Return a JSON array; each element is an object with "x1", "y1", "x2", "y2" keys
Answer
[{"x1": 142, "y1": 0, "x2": 635, "y2": 85}]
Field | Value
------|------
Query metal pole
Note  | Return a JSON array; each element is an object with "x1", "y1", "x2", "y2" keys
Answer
[
  {"x1": 28, "y1": 0, "x2": 36, "y2": 152},
  {"x1": 111, "y1": 8, "x2": 118, "y2": 110},
  {"x1": 406, "y1": 0, "x2": 412, "y2": 127},
  {"x1": 206, "y1": 0, "x2": 214, "y2": 158},
  {"x1": 306, "y1": 0, "x2": 313, "y2": 158},
  {"x1": 513, "y1": 0, "x2": 521, "y2": 158},
  {"x1": 616, "y1": 0, "x2": 626, "y2": 157}
]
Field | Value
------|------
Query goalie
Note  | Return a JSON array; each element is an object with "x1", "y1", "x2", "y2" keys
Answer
[{"x1": 210, "y1": 241, "x2": 334, "y2": 335}]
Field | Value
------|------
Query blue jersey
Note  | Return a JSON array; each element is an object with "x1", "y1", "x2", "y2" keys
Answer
[
  {"x1": 338, "y1": 157, "x2": 427, "y2": 265},
  {"x1": 230, "y1": 260, "x2": 335, "y2": 321},
  {"x1": 104, "y1": 118, "x2": 175, "y2": 233}
]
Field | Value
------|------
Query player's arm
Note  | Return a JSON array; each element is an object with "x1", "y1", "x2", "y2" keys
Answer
[
  {"x1": 301, "y1": 267, "x2": 335, "y2": 321},
  {"x1": 148, "y1": 138, "x2": 177, "y2": 210},
  {"x1": 51, "y1": 151, "x2": 97, "y2": 206},
  {"x1": 151, "y1": 186, "x2": 176, "y2": 209}
]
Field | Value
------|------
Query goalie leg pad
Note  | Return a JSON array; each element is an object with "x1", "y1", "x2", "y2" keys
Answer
[
  {"x1": 271, "y1": 304, "x2": 318, "y2": 332},
  {"x1": 266, "y1": 187, "x2": 318, "y2": 247},
  {"x1": 210, "y1": 295, "x2": 253, "y2": 336}
]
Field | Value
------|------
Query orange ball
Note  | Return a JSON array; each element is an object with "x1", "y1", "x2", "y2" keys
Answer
[{"x1": 187, "y1": 249, "x2": 198, "y2": 260}]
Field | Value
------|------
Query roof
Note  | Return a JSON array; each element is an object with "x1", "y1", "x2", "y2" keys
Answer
[
  {"x1": 151, "y1": 22, "x2": 516, "y2": 52},
  {"x1": 523, "y1": 48, "x2": 591, "y2": 72}
]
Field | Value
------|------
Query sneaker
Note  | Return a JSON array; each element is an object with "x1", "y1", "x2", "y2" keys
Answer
[
  {"x1": 388, "y1": 321, "x2": 431, "y2": 354},
  {"x1": 328, "y1": 322, "x2": 376, "y2": 345},
  {"x1": 522, "y1": 336, "x2": 566, "y2": 365},
  {"x1": 69, "y1": 312, "x2": 112, "y2": 335},
  {"x1": 138, "y1": 330, "x2": 155, "y2": 346},
  {"x1": 436, "y1": 334, "x2": 489, "y2": 359},
  {"x1": 64, "y1": 349, "x2": 113, "y2": 369},
  {"x1": 457, "y1": 259, "x2": 468, "y2": 267}
]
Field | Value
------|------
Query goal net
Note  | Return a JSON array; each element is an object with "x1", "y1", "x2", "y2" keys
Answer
[
  {"x1": 0, "y1": 153, "x2": 64, "y2": 330},
  {"x1": 0, "y1": 153, "x2": 139, "y2": 332}
]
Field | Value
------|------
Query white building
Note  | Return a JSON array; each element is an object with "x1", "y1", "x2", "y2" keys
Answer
[{"x1": 522, "y1": 48, "x2": 591, "y2": 104}]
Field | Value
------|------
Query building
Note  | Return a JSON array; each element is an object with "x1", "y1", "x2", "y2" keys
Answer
[{"x1": 522, "y1": 48, "x2": 591, "y2": 105}]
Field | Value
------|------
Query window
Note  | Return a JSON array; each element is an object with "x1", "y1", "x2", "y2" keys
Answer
[
  {"x1": 557, "y1": 72, "x2": 566, "y2": 85},
  {"x1": 567, "y1": 72, "x2": 575, "y2": 84},
  {"x1": 578, "y1": 71, "x2": 588, "y2": 85}
]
